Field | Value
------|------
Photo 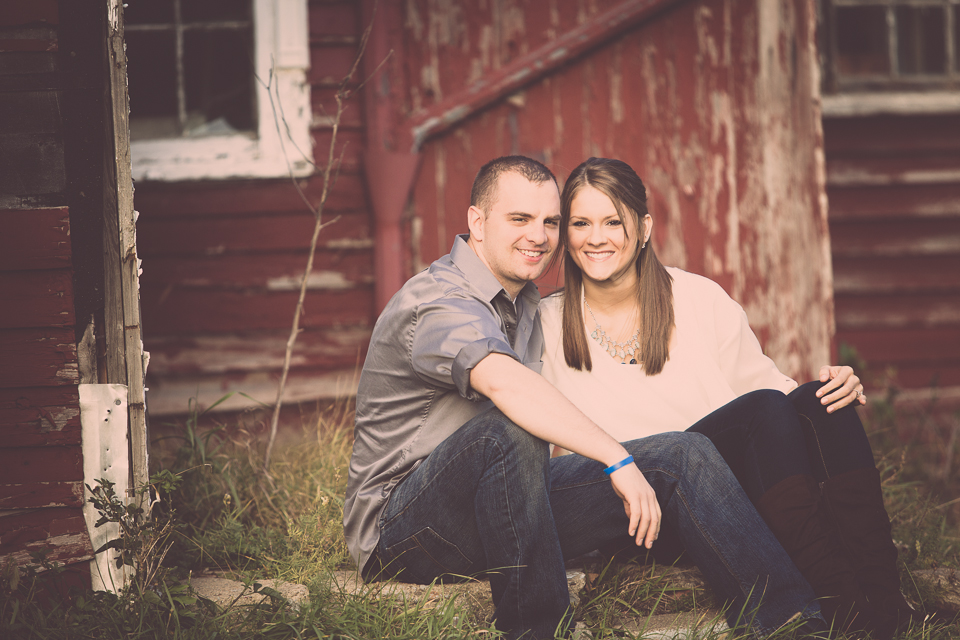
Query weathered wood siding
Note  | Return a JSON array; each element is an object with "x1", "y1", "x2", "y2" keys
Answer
[
  {"x1": 0, "y1": 211, "x2": 90, "y2": 565},
  {"x1": 136, "y1": 1, "x2": 373, "y2": 416},
  {"x1": 825, "y1": 112, "x2": 960, "y2": 399},
  {"x1": 0, "y1": 2, "x2": 95, "y2": 573},
  {"x1": 400, "y1": 0, "x2": 832, "y2": 382}
]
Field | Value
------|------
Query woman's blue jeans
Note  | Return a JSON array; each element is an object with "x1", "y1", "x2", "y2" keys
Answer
[
  {"x1": 374, "y1": 404, "x2": 823, "y2": 639},
  {"x1": 686, "y1": 384, "x2": 876, "y2": 503}
]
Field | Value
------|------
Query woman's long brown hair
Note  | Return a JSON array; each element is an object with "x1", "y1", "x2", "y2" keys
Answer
[{"x1": 559, "y1": 157, "x2": 675, "y2": 374}]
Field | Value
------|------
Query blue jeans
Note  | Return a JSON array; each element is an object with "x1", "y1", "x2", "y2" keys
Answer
[
  {"x1": 687, "y1": 385, "x2": 875, "y2": 502},
  {"x1": 374, "y1": 406, "x2": 823, "y2": 639}
]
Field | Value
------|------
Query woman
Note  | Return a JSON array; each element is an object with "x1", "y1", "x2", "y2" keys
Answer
[{"x1": 541, "y1": 157, "x2": 920, "y2": 638}]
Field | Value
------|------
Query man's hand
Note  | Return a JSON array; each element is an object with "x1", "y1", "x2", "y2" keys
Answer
[
  {"x1": 609, "y1": 463, "x2": 661, "y2": 548},
  {"x1": 472, "y1": 354, "x2": 663, "y2": 546},
  {"x1": 817, "y1": 365, "x2": 866, "y2": 412}
]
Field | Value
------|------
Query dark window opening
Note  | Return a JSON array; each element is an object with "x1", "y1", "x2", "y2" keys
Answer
[
  {"x1": 822, "y1": 0, "x2": 959, "y2": 93},
  {"x1": 124, "y1": 0, "x2": 255, "y2": 140}
]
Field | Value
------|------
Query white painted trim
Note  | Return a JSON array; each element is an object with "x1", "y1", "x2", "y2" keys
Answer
[
  {"x1": 80, "y1": 384, "x2": 131, "y2": 594},
  {"x1": 130, "y1": 0, "x2": 312, "y2": 182},
  {"x1": 821, "y1": 91, "x2": 960, "y2": 117}
]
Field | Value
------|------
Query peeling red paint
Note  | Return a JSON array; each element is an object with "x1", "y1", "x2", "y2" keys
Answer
[{"x1": 400, "y1": 0, "x2": 831, "y2": 383}]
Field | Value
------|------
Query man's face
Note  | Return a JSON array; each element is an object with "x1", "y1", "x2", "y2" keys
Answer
[{"x1": 468, "y1": 171, "x2": 560, "y2": 297}]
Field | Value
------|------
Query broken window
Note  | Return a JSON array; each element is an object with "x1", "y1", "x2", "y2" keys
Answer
[
  {"x1": 122, "y1": 0, "x2": 311, "y2": 182},
  {"x1": 125, "y1": 0, "x2": 256, "y2": 140},
  {"x1": 822, "y1": 0, "x2": 960, "y2": 92}
]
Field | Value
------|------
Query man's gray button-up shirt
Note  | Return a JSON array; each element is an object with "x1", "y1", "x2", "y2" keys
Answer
[{"x1": 343, "y1": 235, "x2": 545, "y2": 574}]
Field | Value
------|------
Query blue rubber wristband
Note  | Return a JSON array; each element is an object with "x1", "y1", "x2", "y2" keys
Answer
[{"x1": 604, "y1": 455, "x2": 634, "y2": 475}]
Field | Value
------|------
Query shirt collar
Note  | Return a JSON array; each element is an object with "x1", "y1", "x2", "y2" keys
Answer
[{"x1": 449, "y1": 234, "x2": 541, "y2": 306}]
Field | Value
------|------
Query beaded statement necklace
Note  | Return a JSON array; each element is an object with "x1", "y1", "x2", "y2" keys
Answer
[{"x1": 584, "y1": 299, "x2": 641, "y2": 365}]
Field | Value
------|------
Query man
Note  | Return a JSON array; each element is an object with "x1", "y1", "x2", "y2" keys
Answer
[{"x1": 344, "y1": 156, "x2": 823, "y2": 639}]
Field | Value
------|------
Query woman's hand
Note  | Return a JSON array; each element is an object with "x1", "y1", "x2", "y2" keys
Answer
[
  {"x1": 609, "y1": 463, "x2": 661, "y2": 548},
  {"x1": 817, "y1": 365, "x2": 866, "y2": 412}
]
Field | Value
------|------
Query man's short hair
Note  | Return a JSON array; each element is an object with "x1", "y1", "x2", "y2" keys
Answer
[{"x1": 470, "y1": 156, "x2": 558, "y2": 214}]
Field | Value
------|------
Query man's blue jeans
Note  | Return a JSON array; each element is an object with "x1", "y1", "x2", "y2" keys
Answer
[{"x1": 373, "y1": 406, "x2": 823, "y2": 639}]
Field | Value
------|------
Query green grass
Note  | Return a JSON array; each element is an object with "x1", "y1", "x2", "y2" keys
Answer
[{"x1": 2, "y1": 394, "x2": 959, "y2": 640}]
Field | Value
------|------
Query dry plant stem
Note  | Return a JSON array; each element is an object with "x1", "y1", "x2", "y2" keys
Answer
[{"x1": 263, "y1": 18, "x2": 375, "y2": 472}]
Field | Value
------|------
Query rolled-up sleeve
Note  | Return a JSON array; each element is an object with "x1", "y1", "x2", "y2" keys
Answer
[{"x1": 412, "y1": 297, "x2": 519, "y2": 401}]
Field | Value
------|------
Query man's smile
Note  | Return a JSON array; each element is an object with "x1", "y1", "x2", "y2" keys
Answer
[{"x1": 518, "y1": 248, "x2": 547, "y2": 259}]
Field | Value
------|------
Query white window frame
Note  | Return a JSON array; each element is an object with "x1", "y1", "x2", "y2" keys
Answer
[{"x1": 129, "y1": 0, "x2": 312, "y2": 182}]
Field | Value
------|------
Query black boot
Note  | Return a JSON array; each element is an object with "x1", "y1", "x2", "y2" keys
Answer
[
  {"x1": 756, "y1": 475, "x2": 871, "y2": 634},
  {"x1": 820, "y1": 468, "x2": 925, "y2": 640}
]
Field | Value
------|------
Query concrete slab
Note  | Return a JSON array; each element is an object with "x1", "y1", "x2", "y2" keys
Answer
[
  {"x1": 189, "y1": 576, "x2": 309, "y2": 612},
  {"x1": 328, "y1": 566, "x2": 727, "y2": 638},
  {"x1": 620, "y1": 609, "x2": 728, "y2": 639},
  {"x1": 329, "y1": 569, "x2": 587, "y2": 622}
]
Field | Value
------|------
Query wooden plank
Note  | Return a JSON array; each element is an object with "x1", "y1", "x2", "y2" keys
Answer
[
  {"x1": 823, "y1": 114, "x2": 960, "y2": 155},
  {"x1": 832, "y1": 256, "x2": 960, "y2": 293},
  {"x1": 136, "y1": 211, "x2": 372, "y2": 256},
  {"x1": 311, "y1": 128, "x2": 362, "y2": 170},
  {"x1": 308, "y1": 44, "x2": 360, "y2": 85},
  {"x1": 0, "y1": 38, "x2": 57, "y2": 53},
  {"x1": 312, "y1": 87, "x2": 363, "y2": 128},
  {"x1": 0, "y1": 481, "x2": 84, "y2": 509},
  {"x1": 0, "y1": 508, "x2": 93, "y2": 568},
  {"x1": 884, "y1": 366, "x2": 960, "y2": 391},
  {"x1": 0, "y1": 269, "x2": 75, "y2": 329},
  {"x1": 104, "y1": 0, "x2": 148, "y2": 493},
  {"x1": 0, "y1": 90, "x2": 63, "y2": 135},
  {"x1": 308, "y1": 1, "x2": 358, "y2": 39},
  {"x1": 145, "y1": 365, "x2": 362, "y2": 416},
  {"x1": 830, "y1": 218, "x2": 960, "y2": 257},
  {"x1": 0, "y1": 387, "x2": 81, "y2": 447},
  {"x1": 0, "y1": 208, "x2": 71, "y2": 270},
  {"x1": 0, "y1": 43, "x2": 57, "y2": 73},
  {"x1": 139, "y1": 252, "x2": 373, "y2": 290},
  {"x1": 145, "y1": 327, "x2": 371, "y2": 375},
  {"x1": 0, "y1": 1, "x2": 58, "y2": 26},
  {"x1": 835, "y1": 294, "x2": 960, "y2": 329},
  {"x1": 827, "y1": 154, "x2": 960, "y2": 187},
  {"x1": 836, "y1": 327, "x2": 960, "y2": 388},
  {"x1": 836, "y1": 327, "x2": 960, "y2": 364},
  {"x1": 0, "y1": 445, "x2": 82, "y2": 484},
  {"x1": 140, "y1": 287, "x2": 373, "y2": 334},
  {"x1": 0, "y1": 132, "x2": 65, "y2": 195},
  {"x1": 132, "y1": 172, "x2": 367, "y2": 217},
  {"x1": 827, "y1": 183, "x2": 960, "y2": 219},
  {"x1": 0, "y1": 327, "x2": 78, "y2": 388}
]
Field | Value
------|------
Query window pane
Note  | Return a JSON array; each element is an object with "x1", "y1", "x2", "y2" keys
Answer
[
  {"x1": 127, "y1": 31, "x2": 180, "y2": 140},
  {"x1": 182, "y1": 0, "x2": 251, "y2": 24},
  {"x1": 836, "y1": 5, "x2": 890, "y2": 76},
  {"x1": 183, "y1": 29, "x2": 255, "y2": 136},
  {"x1": 123, "y1": 0, "x2": 174, "y2": 25},
  {"x1": 896, "y1": 5, "x2": 946, "y2": 75}
]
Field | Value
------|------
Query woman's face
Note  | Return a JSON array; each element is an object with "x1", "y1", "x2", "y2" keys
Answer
[{"x1": 566, "y1": 185, "x2": 649, "y2": 288}]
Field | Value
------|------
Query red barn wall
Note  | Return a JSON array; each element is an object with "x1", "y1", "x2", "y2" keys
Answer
[
  {"x1": 0, "y1": 1, "x2": 93, "y2": 573},
  {"x1": 824, "y1": 111, "x2": 960, "y2": 401},
  {"x1": 138, "y1": 0, "x2": 834, "y2": 417},
  {"x1": 0, "y1": 208, "x2": 90, "y2": 569},
  {"x1": 136, "y1": 0, "x2": 374, "y2": 416},
  {"x1": 400, "y1": 0, "x2": 832, "y2": 383}
]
